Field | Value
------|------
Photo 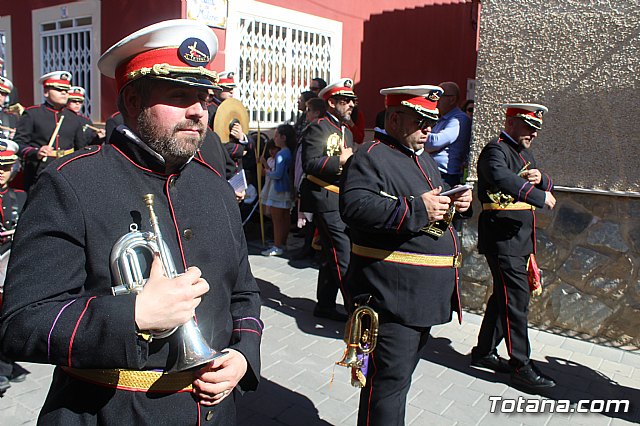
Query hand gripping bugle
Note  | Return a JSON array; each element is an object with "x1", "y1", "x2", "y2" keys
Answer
[
  {"x1": 110, "y1": 194, "x2": 225, "y2": 372},
  {"x1": 42, "y1": 115, "x2": 65, "y2": 163}
]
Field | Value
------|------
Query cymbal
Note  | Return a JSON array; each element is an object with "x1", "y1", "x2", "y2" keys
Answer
[{"x1": 213, "y1": 98, "x2": 249, "y2": 143}]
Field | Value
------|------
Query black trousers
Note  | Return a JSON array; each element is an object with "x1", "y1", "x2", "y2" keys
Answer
[
  {"x1": 358, "y1": 321, "x2": 431, "y2": 426},
  {"x1": 314, "y1": 210, "x2": 350, "y2": 310},
  {"x1": 473, "y1": 254, "x2": 531, "y2": 367}
]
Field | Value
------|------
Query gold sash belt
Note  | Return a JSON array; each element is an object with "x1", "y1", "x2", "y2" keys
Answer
[
  {"x1": 307, "y1": 175, "x2": 340, "y2": 194},
  {"x1": 61, "y1": 367, "x2": 194, "y2": 393},
  {"x1": 482, "y1": 202, "x2": 535, "y2": 211},
  {"x1": 352, "y1": 243, "x2": 461, "y2": 268},
  {"x1": 48, "y1": 148, "x2": 74, "y2": 158}
]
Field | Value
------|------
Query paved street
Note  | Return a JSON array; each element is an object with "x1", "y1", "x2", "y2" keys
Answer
[{"x1": 0, "y1": 232, "x2": 638, "y2": 425}]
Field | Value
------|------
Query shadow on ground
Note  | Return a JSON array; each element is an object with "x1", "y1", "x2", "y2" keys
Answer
[
  {"x1": 422, "y1": 336, "x2": 640, "y2": 423},
  {"x1": 237, "y1": 377, "x2": 332, "y2": 426},
  {"x1": 256, "y1": 278, "x2": 344, "y2": 340}
]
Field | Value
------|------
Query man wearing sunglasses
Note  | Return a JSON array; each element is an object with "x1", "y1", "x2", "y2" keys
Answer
[
  {"x1": 300, "y1": 78, "x2": 356, "y2": 321},
  {"x1": 340, "y1": 85, "x2": 472, "y2": 426},
  {"x1": 66, "y1": 86, "x2": 106, "y2": 144},
  {"x1": 471, "y1": 103, "x2": 556, "y2": 391},
  {"x1": 13, "y1": 71, "x2": 86, "y2": 190}
]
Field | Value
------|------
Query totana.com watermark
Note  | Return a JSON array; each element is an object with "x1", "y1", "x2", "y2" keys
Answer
[{"x1": 488, "y1": 396, "x2": 630, "y2": 414}]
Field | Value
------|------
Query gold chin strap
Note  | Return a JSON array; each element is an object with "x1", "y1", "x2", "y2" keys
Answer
[{"x1": 128, "y1": 63, "x2": 219, "y2": 83}]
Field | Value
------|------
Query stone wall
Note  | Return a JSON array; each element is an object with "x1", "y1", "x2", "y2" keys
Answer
[
  {"x1": 470, "y1": 0, "x2": 640, "y2": 192},
  {"x1": 459, "y1": 191, "x2": 640, "y2": 349}
]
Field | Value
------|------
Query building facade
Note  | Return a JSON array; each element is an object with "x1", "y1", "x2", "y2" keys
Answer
[{"x1": 0, "y1": 0, "x2": 479, "y2": 126}]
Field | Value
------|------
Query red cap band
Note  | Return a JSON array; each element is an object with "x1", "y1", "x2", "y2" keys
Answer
[
  {"x1": 43, "y1": 79, "x2": 71, "y2": 89},
  {"x1": 506, "y1": 108, "x2": 539, "y2": 119},
  {"x1": 114, "y1": 46, "x2": 216, "y2": 92},
  {"x1": 0, "y1": 83, "x2": 10, "y2": 94},
  {"x1": 385, "y1": 94, "x2": 437, "y2": 112},
  {"x1": 219, "y1": 78, "x2": 234, "y2": 85}
]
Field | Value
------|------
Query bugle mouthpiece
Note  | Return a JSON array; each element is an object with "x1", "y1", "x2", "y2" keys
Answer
[{"x1": 143, "y1": 194, "x2": 155, "y2": 207}]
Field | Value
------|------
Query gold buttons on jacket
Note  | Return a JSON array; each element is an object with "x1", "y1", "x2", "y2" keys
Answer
[
  {"x1": 169, "y1": 177, "x2": 177, "y2": 188},
  {"x1": 183, "y1": 228, "x2": 193, "y2": 240},
  {"x1": 205, "y1": 410, "x2": 214, "y2": 421}
]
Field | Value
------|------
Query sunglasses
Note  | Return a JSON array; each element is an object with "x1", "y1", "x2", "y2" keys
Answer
[{"x1": 398, "y1": 111, "x2": 438, "y2": 131}]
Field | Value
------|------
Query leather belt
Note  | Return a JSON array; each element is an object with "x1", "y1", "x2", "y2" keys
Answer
[
  {"x1": 306, "y1": 175, "x2": 339, "y2": 194},
  {"x1": 352, "y1": 243, "x2": 462, "y2": 268},
  {"x1": 61, "y1": 367, "x2": 194, "y2": 393},
  {"x1": 482, "y1": 202, "x2": 535, "y2": 211}
]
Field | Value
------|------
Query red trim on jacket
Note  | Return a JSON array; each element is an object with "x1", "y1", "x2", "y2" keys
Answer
[
  {"x1": 57, "y1": 145, "x2": 103, "y2": 171},
  {"x1": 68, "y1": 296, "x2": 97, "y2": 367},
  {"x1": 111, "y1": 144, "x2": 168, "y2": 177},
  {"x1": 193, "y1": 156, "x2": 221, "y2": 177}
]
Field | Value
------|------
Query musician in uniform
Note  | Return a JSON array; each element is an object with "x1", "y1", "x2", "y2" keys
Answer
[
  {"x1": 0, "y1": 59, "x2": 19, "y2": 107},
  {"x1": 0, "y1": 147, "x2": 27, "y2": 392},
  {"x1": 13, "y1": 71, "x2": 86, "y2": 190},
  {"x1": 66, "y1": 86, "x2": 106, "y2": 144},
  {"x1": 339, "y1": 85, "x2": 471, "y2": 426},
  {"x1": 210, "y1": 72, "x2": 253, "y2": 168},
  {"x1": 0, "y1": 77, "x2": 18, "y2": 139},
  {"x1": 207, "y1": 70, "x2": 234, "y2": 128},
  {"x1": 301, "y1": 78, "x2": 356, "y2": 321},
  {"x1": 0, "y1": 19, "x2": 263, "y2": 425},
  {"x1": 470, "y1": 103, "x2": 556, "y2": 391}
]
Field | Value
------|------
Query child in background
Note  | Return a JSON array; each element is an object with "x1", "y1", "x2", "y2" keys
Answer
[
  {"x1": 261, "y1": 124, "x2": 295, "y2": 256},
  {"x1": 260, "y1": 140, "x2": 279, "y2": 217}
]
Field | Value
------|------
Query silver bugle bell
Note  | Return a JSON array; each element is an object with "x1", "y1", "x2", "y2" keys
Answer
[{"x1": 110, "y1": 193, "x2": 224, "y2": 371}]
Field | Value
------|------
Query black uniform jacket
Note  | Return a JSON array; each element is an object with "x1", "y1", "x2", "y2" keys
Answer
[
  {"x1": 0, "y1": 187, "x2": 26, "y2": 254},
  {"x1": 197, "y1": 128, "x2": 238, "y2": 180},
  {"x1": 0, "y1": 109, "x2": 18, "y2": 136},
  {"x1": 340, "y1": 131, "x2": 461, "y2": 328},
  {"x1": 301, "y1": 113, "x2": 354, "y2": 212},
  {"x1": 0, "y1": 126, "x2": 262, "y2": 424},
  {"x1": 14, "y1": 103, "x2": 87, "y2": 188},
  {"x1": 104, "y1": 111, "x2": 124, "y2": 142},
  {"x1": 477, "y1": 132, "x2": 553, "y2": 256},
  {"x1": 67, "y1": 109, "x2": 102, "y2": 146}
]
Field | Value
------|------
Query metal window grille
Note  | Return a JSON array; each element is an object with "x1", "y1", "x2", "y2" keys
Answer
[
  {"x1": 235, "y1": 17, "x2": 333, "y2": 128},
  {"x1": 40, "y1": 17, "x2": 93, "y2": 116}
]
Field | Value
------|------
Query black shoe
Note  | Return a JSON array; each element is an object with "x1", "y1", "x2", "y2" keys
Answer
[
  {"x1": 511, "y1": 364, "x2": 556, "y2": 389},
  {"x1": 471, "y1": 353, "x2": 511, "y2": 373},
  {"x1": 10, "y1": 363, "x2": 29, "y2": 383},
  {"x1": 0, "y1": 376, "x2": 10, "y2": 392},
  {"x1": 313, "y1": 306, "x2": 348, "y2": 322},
  {"x1": 291, "y1": 248, "x2": 314, "y2": 260}
]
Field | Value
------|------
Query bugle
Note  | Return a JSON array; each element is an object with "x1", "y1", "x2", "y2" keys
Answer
[
  {"x1": 336, "y1": 305, "x2": 379, "y2": 388},
  {"x1": 110, "y1": 194, "x2": 224, "y2": 371}
]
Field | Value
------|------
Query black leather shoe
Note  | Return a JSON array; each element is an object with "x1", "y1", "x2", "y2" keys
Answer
[
  {"x1": 0, "y1": 376, "x2": 10, "y2": 392},
  {"x1": 511, "y1": 364, "x2": 556, "y2": 389},
  {"x1": 10, "y1": 363, "x2": 28, "y2": 383},
  {"x1": 313, "y1": 306, "x2": 348, "y2": 322},
  {"x1": 291, "y1": 248, "x2": 315, "y2": 261},
  {"x1": 471, "y1": 353, "x2": 511, "y2": 373}
]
